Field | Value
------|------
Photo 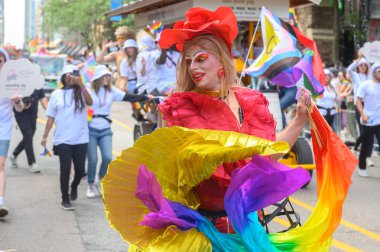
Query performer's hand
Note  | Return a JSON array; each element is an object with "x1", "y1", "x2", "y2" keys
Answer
[
  {"x1": 105, "y1": 41, "x2": 117, "y2": 49},
  {"x1": 295, "y1": 90, "x2": 311, "y2": 125}
]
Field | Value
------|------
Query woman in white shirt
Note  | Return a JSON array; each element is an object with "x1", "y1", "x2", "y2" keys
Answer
[
  {"x1": 86, "y1": 65, "x2": 151, "y2": 198},
  {"x1": 347, "y1": 57, "x2": 371, "y2": 151},
  {"x1": 119, "y1": 39, "x2": 138, "y2": 93},
  {"x1": 0, "y1": 48, "x2": 24, "y2": 218},
  {"x1": 41, "y1": 65, "x2": 93, "y2": 210},
  {"x1": 316, "y1": 69, "x2": 338, "y2": 128}
]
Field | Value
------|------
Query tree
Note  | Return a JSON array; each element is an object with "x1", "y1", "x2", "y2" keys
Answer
[{"x1": 42, "y1": 0, "x2": 111, "y2": 50}]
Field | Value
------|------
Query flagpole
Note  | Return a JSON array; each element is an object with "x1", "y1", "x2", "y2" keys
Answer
[{"x1": 240, "y1": 17, "x2": 261, "y2": 82}]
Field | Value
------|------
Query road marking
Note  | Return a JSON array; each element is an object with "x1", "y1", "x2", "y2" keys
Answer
[
  {"x1": 111, "y1": 117, "x2": 133, "y2": 132},
  {"x1": 289, "y1": 197, "x2": 380, "y2": 242},
  {"x1": 273, "y1": 217, "x2": 362, "y2": 252}
]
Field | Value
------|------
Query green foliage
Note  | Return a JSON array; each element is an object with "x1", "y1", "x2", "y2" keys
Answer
[{"x1": 43, "y1": 0, "x2": 110, "y2": 48}]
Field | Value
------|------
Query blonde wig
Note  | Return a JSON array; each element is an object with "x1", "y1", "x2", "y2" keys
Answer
[
  {"x1": 115, "y1": 26, "x2": 136, "y2": 40},
  {"x1": 177, "y1": 35, "x2": 238, "y2": 97}
]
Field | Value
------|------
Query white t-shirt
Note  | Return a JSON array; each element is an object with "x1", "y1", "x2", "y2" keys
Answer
[
  {"x1": 357, "y1": 80, "x2": 380, "y2": 126},
  {"x1": 120, "y1": 59, "x2": 137, "y2": 81},
  {"x1": 87, "y1": 84, "x2": 125, "y2": 130},
  {"x1": 316, "y1": 86, "x2": 337, "y2": 116},
  {"x1": 152, "y1": 50, "x2": 180, "y2": 94},
  {"x1": 46, "y1": 89, "x2": 89, "y2": 145},
  {"x1": 0, "y1": 96, "x2": 13, "y2": 140},
  {"x1": 136, "y1": 50, "x2": 158, "y2": 94}
]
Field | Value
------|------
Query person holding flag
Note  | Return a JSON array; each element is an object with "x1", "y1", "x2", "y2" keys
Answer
[{"x1": 0, "y1": 48, "x2": 24, "y2": 218}]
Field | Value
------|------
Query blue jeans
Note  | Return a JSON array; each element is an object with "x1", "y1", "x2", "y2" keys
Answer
[
  {"x1": 279, "y1": 86, "x2": 298, "y2": 128},
  {"x1": 0, "y1": 140, "x2": 10, "y2": 157},
  {"x1": 87, "y1": 127, "x2": 113, "y2": 184}
]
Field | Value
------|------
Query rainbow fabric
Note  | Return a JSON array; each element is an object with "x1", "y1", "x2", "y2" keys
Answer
[
  {"x1": 102, "y1": 117, "x2": 356, "y2": 251},
  {"x1": 40, "y1": 147, "x2": 52, "y2": 157},
  {"x1": 132, "y1": 101, "x2": 143, "y2": 110},
  {"x1": 80, "y1": 55, "x2": 96, "y2": 83}
]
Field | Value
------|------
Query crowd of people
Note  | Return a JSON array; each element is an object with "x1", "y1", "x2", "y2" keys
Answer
[{"x1": 0, "y1": 16, "x2": 378, "y2": 223}]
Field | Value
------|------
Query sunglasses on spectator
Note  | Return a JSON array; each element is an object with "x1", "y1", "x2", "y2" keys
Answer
[
  {"x1": 359, "y1": 64, "x2": 368, "y2": 67},
  {"x1": 117, "y1": 37, "x2": 125, "y2": 41},
  {"x1": 375, "y1": 69, "x2": 380, "y2": 74}
]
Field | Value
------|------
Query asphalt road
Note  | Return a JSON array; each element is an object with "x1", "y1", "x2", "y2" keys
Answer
[{"x1": 1, "y1": 102, "x2": 379, "y2": 252}]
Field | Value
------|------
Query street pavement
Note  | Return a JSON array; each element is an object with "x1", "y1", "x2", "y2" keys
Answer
[{"x1": 1, "y1": 102, "x2": 380, "y2": 252}]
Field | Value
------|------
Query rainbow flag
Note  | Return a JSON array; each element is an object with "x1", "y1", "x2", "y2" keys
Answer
[
  {"x1": 243, "y1": 7, "x2": 302, "y2": 80},
  {"x1": 149, "y1": 21, "x2": 164, "y2": 35},
  {"x1": 40, "y1": 147, "x2": 52, "y2": 157},
  {"x1": 132, "y1": 101, "x2": 143, "y2": 110},
  {"x1": 87, "y1": 107, "x2": 94, "y2": 122},
  {"x1": 289, "y1": 8, "x2": 298, "y2": 27},
  {"x1": 80, "y1": 55, "x2": 96, "y2": 83}
]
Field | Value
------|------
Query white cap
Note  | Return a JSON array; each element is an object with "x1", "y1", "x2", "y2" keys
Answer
[
  {"x1": 61, "y1": 64, "x2": 79, "y2": 80},
  {"x1": 324, "y1": 69, "x2": 333, "y2": 76},
  {"x1": 370, "y1": 63, "x2": 380, "y2": 79},
  {"x1": 123, "y1": 39, "x2": 138, "y2": 49},
  {"x1": 91, "y1": 65, "x2": 111, "y2": 82},
  {"x1": 357, "y1": 58, "x2": 370, "y2": 68}
]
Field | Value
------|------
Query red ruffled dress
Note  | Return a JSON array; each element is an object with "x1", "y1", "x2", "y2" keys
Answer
[{"x1": 158, "y1": 86, "x2": 276, "y2": 231}]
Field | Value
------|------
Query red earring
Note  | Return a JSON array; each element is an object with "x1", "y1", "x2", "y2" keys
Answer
[{"x1": 217, "y1": 68, "x2": 225, "y2": 77}]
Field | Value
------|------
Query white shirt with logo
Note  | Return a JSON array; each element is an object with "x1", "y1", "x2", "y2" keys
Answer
[
  {"x1": 87, "y1": 84, "x2": 125, "y2": 130},
  {"x1": 46, "y1": 89, "x2": 89, "y2": 146}
]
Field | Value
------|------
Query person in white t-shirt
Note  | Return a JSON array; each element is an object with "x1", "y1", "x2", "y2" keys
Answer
[
  {"x1": 347, "y1": 57, "x2": 372, "y2": 152},
  {"x1": 41, "y1": 65, "x2": 93, "y2": 210},
  {"x1": 119, "y1": 39, "x2": 138, "y2": 93},
  {"x1": 316, "y1": 69, "x2": 338, "y2": 128},
  {"x1": 152, "y1": 46, "x2": 180, "y2": 95},
  {"x1": 136, "y1": 35, "x2": 159, "y2": 95},
  {"x1": 0, "y1": 47, "x2": 24, "y2": 218},
  {"x1": 85, "y1": 65, "x2": 152, "y2": 198},
  {"x1": 356, "y1": 63, "x2": 380, "y2": 177}
]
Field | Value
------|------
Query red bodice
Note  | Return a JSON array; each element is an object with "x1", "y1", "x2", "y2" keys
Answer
[{"x1": 158, "y1": 86, "x2": 276, "y2": 211}]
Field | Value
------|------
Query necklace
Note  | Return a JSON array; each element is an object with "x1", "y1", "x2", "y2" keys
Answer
[
  {"x1": 194, "y1": 87, "x2": 229, "y2": 99},
  {"x1": 96, "y1": 88, "x2": 108, "y2": 108}
]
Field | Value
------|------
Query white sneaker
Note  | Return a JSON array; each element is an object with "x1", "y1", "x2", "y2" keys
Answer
[
  {"x1": 367, "y1": 158, "x2": 375, "y2": 167},
  {"x1": 29, "y1": 163, "x2": 41, "y2": 173},
  {"x1": 95, "y1": 181, "x2": 102, "y2": 197},
  {"x1": 9, "y1": 155, "x2": 18, "y2": 168},
  {"x1": 86, "y1": 184, "x2": 96, "y2": 198},
  {"x1": 358, "y1": 169, "x2": 368, "y2": 177}
]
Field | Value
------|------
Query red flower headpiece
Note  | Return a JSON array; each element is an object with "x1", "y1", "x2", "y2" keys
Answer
[{"x1": 158, "y1": 6, "x2": 238, "y2": 54}]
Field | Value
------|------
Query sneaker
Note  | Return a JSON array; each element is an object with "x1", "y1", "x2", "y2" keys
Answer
[
  {"x1": 95, "y1": 181, "x2": 102, "y2": 197},
  {"x1": 367, "y1": 158, "x2": 375, "y2": 167},
  {"x1": 0, "y1": 204, "x2": 9, "y2": 217},
  {"x1": 9, "y1": 155, "x2": 18, "y2": 168},
  {"x1": 29, "y1": 163, "x2": 41, "y2": 173},
  {"x1": 358, "y1": 169, "x2": 368, "y2": 177},
  {"x1": 70, "y1": 186, "x2": 78, "y2": 201},
  {"x1": 86, "y1": 184, "x2": 96, "y2": 198},
  {"x1": 61, "y1": 200, "x2": 74, "y2": 210}
]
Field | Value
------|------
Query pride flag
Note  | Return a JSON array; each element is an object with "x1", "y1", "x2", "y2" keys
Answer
[
  {"x1": 243, "y1": 7, "x2": 301, "y2": 80},
  {"x1": 244, "y1": 7, "x2": 325, "y2": 96},
  {"x1": 80, "y1": 55, "x2": 96, "y2": 83}
]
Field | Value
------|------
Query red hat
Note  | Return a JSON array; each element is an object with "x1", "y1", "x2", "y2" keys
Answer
[{"x1": 158, "y1": 6, "x2": 238, "y2": 54}]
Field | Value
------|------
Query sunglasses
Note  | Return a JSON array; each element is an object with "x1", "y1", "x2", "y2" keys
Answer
[
  {"x1": 374, "y1": 69, "x2": 380, "y2": 74},
  {"x1": 359, "y1": 64, "x2": 368, "y2": 67},
  {"x1": 117, "y1": 37, "x2": 125, "y2": 41}
]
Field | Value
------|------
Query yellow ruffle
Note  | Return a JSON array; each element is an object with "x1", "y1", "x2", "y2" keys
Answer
[{"x1": 102, "y1": 126, "x2": 289, "y2": 250}]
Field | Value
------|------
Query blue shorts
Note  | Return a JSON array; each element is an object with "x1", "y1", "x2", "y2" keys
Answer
[{"x1": 0, "y1": 140, "x2": 10, "y2": 157}]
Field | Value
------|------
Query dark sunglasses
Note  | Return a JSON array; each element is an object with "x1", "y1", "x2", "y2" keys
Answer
[
  {"x1": 359, "y1": 64, "x2": 368, "y2": 67},
  {"x1": 375, "y1": 69, "x2": 380, "y2": 74}
]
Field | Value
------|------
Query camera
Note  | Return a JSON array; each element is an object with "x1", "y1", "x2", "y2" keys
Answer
[
  {"x1": 22, "y1": 96, "x2": 35, "y2": 104},
  {"x1": 107, "y1": 45, "x2": 120, "y2": 53},
  {"x1": 72, "y1": 70, "x2": 80, "y2": 76}
]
